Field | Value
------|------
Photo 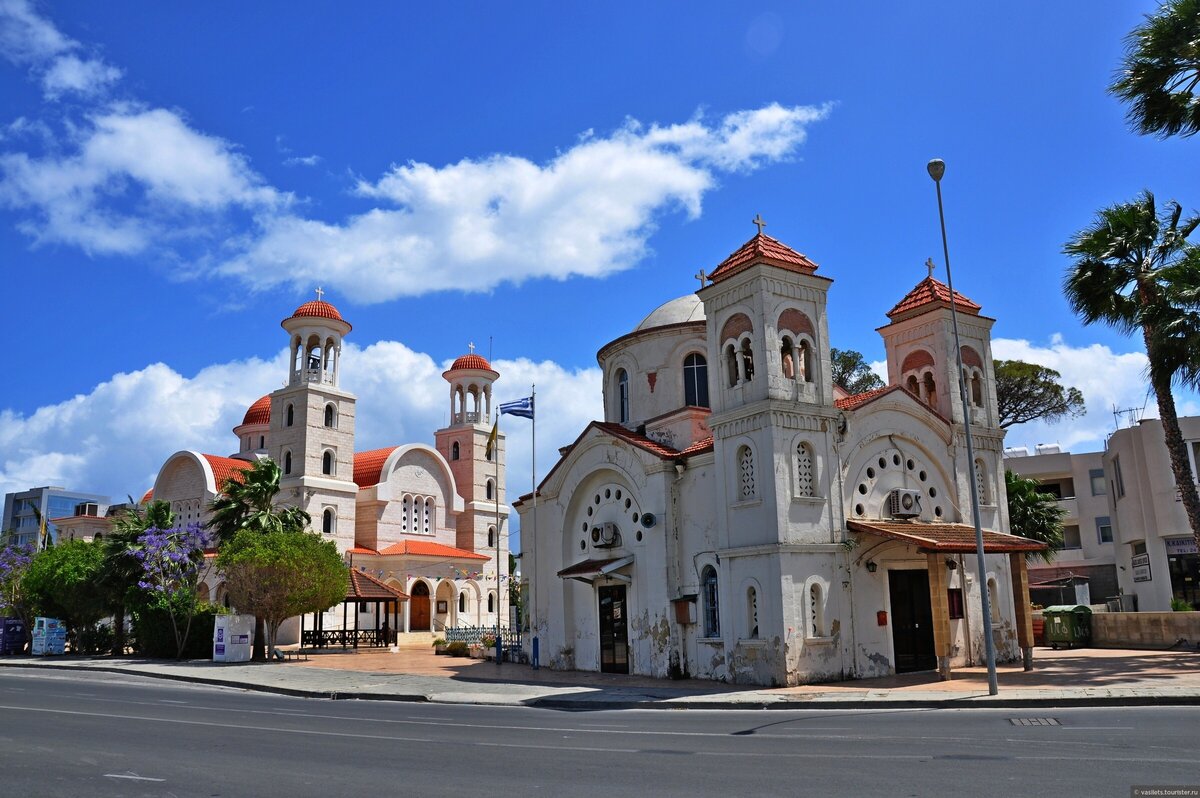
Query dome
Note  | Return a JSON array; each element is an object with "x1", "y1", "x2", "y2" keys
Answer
[
  {"x1": 634, "y1": 294, "x2": 706, "y2": 332},
  {"x1": 283, "y1": 299, "x2": 352, "y2": 331},
  {"x1": 241, "y1": 395, "x2": 271, "y2": 426},
  {"x1": 449, "y1": 353, "x2": 494, "y2": 372}
]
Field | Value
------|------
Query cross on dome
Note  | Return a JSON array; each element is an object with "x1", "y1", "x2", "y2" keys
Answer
[
  {"x1": 315, "y1": 286, "x2": 325, "y2": 302},
  {"x1": 694, "y1": 268, "x2": 708, "y2": 288},
  {"x1": 925, "y1": 258, "x2": 936, "y2": 278},
  {"x1": 752, "y1": 214, "x2": 767, "y2": 235},
  {"x1": 468, "y1": 342, "x2": 475, "y2": 353}
]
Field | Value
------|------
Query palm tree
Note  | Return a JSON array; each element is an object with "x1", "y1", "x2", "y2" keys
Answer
[
  {"x1": 1064, "y1": 191, "x2": 1200, "y2": 546},
  {"x1": 206, "y1": 458, "x2": 310, "y2": 660},
  {"x1": 1005, "y1": 471, "x2": 1066, "y2": 564},
  {"x1": 1110, "y1": 0, "x2": 1200, "y2": 139},
  {"x1": 104, "y1": 499, "x2": 174, "y2": 655}
]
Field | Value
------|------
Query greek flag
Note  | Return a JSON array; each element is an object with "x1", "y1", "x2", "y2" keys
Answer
[{"x1": 500, "y1": 396, "x2": 534, "y2": 420}]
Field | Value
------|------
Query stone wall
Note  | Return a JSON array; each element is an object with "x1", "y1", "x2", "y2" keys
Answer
[{"x1": 1091, "y1": 611, "x2": 1200, "y2": 648}]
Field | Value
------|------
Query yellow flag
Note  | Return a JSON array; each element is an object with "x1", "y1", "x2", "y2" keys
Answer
[{"x1": 485, "y1": 421, "x2": 499, "y2": 461}]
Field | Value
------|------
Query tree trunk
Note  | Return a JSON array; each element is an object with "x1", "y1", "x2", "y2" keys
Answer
[
  {"x1": 1148, "y1": 354, "x2": 1200, "y2": 546},
  {"x1": 111, "y1": 601, "x2": 125, "y2": 656},
  {"x1": 252, "y1": 615, "x2": 266, "y2": 661}
]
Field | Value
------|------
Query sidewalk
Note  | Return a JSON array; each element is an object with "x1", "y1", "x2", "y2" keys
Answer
[{"x1": 2, "y1": 646, "x2": 1198, "y2": 710}]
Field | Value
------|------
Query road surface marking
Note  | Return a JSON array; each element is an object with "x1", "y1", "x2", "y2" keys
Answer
[{"x1": 104, "y1": 774, "x2": 165, "y2": 782}]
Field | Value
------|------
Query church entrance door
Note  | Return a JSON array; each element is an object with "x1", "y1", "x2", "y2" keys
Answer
[
  {"x1": 598, "y1": 585, "x2": 629, "y2": 674},
  {"x1": 888, "y1": 569, "x2": 935, "y2": 673},
  {"x1": 411, "y1": 582, "x2": 431, "y2": 632}
]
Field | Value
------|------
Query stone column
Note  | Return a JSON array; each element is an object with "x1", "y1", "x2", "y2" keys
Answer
[
  {"x1": 926, "y1": 553, "x2": 952, "y2": 680},
  {"x1": 1010, "y1": 552, "x2": 1034, "y2": 670}
]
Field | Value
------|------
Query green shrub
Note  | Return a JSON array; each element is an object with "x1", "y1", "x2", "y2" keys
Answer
[
  {"x1": 75, "y1": 623, "x2": 113, "y2": 655},
  {"x1": 131, "y1": 595, "x2": 224, "y2": 659},
  {"x1": 1170, "y1": 597, "x2": 1194, "y2": 612},
  {"x1": 446, "y1": 640, "x2": 469, "y2": 657}
]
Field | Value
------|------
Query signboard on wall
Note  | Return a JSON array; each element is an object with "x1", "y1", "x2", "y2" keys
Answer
[
  {"x1": 1132, "y1": 553, "x2": 1152, "y2": 583},
  {"x1": 1165, "y1": 537, "x2": 1199, "y2": 556}
]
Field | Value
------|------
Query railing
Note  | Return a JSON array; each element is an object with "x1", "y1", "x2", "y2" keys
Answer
[
  {"x1": 445, "y1": 625, "x2": 521, "y2": 651},
  {"x1": 301, "y1": 629, "x2": 391, "y2": 648},
  {"x1": 452, "y1": 412, "x2": 482, "y2": 424},
  {"x1": 292, "y1": 368, "x2": 335, "y2": 386}
]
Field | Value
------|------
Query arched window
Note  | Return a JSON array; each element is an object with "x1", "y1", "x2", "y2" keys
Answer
[
  {"x1": 486, "y1": 479, "x2": 494, "y2": 501},
  {"x1": 971, "y1": 372, "x2": 983, "y2": 407},
  {"x1": 683, "y1": 353, "x2": 709, "y2": 408},
  {"x1": 740, "y1": 339, "x2": 755, "y2": 381},
  {"x1": 322, "y1": 451, "x2": 334, "y2": 475},
  {"x1": 458, "y1": 592, "x2": 466, "y2": 613},
  {"x1": 616, "y1": 369, "x2": 630, "y2": 423},
  {"x1": 726, "y1": 344, "x2": 739, "y2": 387},
  {"x1": 286, "y1": 403, "x2": 294, "y2": 427},
  {"x1": 781, "y1": 336, "x2": 796, "y2": 379},
  {"x1": 487, "y1": 593, "x2": 495, "y2": 613},
  {"x1": 701, "y1": 566, "x2": 720, "y2": 637},
  {"x1": 322, "y1": 508, "x2": 335, "y2": 535},
  {"x1": 809, "y1": 583, "x2": 824, "y2": 637},
  {"x1": 796, "y1": 442, "x2": 816, "y2": 498},
  {"x1": 402, "y1": 496, "x2": 410, "y2": 532},
  {"x1": 324, "y1": 404, "x2": 336, "y2": 428},
  {"x1": 798, "y1": 339, "x2": 812, "y2": 383},
  {"x1": 424, "y1": 499, "x2": 433, "y2": 533},
  {"x1": 922, "y1": 372, "x2": 938, "y2": 407},
  {"x1": 451, "y1": 441, "x2": 460, "y2": 460},
  {"x1": 737, "y1": 445, "x2": 756, "y2": 500},
  {"x1": 413, "y1": 497, "x2": 424, "y2": 532},
  {"x1": 988, "y1": 577, "x2": 1001, "y2": 623},
  {"x1": 747, "y1": 586, "x2": 759, "y2": 639},
  {"x1": 906, "y1": 374, "x2": 919, "y2": 395},
  {"x1": 487, "y1": 526, "x2": 495, "y2": 548},
  {"x1": 974, "y1": 458, "x2": 989, "y2": 503},
  {"x1": 258, "y1": 435, "x2": 264, "y2": 449},
  {"x1": 283, "y1": 450, "x2": 292, "y2": 475}
]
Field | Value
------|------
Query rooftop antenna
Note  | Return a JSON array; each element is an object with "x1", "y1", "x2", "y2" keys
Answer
[{"x1": 1112, "y1": 403, "x2": 1142, "y2": 430}]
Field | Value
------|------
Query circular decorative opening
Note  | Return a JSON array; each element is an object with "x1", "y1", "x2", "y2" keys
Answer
[
  {"x1": 934, "y1": 506, "x2": 943, "y2": 518},
  {"x1": 855, "y1": 503, "x2": 865, "y2": 516},
  {"x1": 866, "y1": 467, "x2": 876, "y2": 479},
  {"x1": 893, "y1": 454, "x2": 901, "y2": 466},
  {"x1": 581, "y1": 522, "x2": 587, "y2": 532},
  {"x1": 624, "y1": 498, "x2": 632, "y2": 509},
  {"x1": 929, "y1": 487, "x2": 938, "y2": 498},
  {"x1": 636, "y1": 530, "x2": 643, "y2": 542},
  {"x1": 586, "y1": 506, "x2": 593, "y2": 516},
  {"x1": 604, "y1": 489, "x2": 611, "y2": 499},
  {"x1": 919, "y1": 470, "x2": 927, "y2": 481},
  {"x1": 594, "y1": 495, "x2": 601, "y2": 505},
  {"x1": 878, "y1": 457, "x2": 887, "y2": 469},
  {"x1": 857, "y1": 483, "x2": 868, "y2": 495},
  {"x1": 906, "y1": 459, "x2": 915, "y2": 470},
  {"x1": 616, "y1": 489, "x2": 623, "y2": 500},
  {"x1": 580, "y1": 540, "x2": 586, "y2": 550},
  {"x1": 631, "y1": 513, "x2": 640, "y2": 523}
]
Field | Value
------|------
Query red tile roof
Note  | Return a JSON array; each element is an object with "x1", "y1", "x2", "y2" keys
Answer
[
  {"x1": 378, "y1": 540, "x2": 489, "y2": 560},
  {"x1": 347, "y1": 569, "x2": 409, "y2": 600},
  {"x1": 202, "y1": 454, "x2": 253, "y2": 494},
  {"x1": 679, "y1": 436, "x2": 715, "y2": 456},
  {"x1": 241, "y1": 395, "x2": 271, "y2": 426},
  {"x1": 284, "y1": 300, "x2": 352, "y2": 331},
  {"x1": 140, "y1": 489, "x2": 154, "y2": 504},
  {"x1": 353, "y1": 446, "x2": 399, "y2": 488},
  {"x1": 848, "y1": 520, "x2": 1046, "y2": 553},
  {"x1": 447, "y1": 353, "x2": 496, "y2": 373},
  {"x1": 886, "y1": 276, "x2": 981, "y2": 320},
  {"x1": 347, "y1": 546, "x2": 380, "y2": 556},
  {"x1": 834, "y1": 384, "x2": 896, "y2": 411},
  {"x1": 709, "y1": 233, "x2": 820, "y2": 284}
]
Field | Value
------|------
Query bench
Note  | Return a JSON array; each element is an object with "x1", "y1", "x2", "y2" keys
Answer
[{"x1": 274, "y1": 649, "x2": 310, "y2": 662}]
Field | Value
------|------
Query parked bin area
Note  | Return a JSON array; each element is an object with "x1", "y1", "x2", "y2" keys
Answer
[
  {"x1": 1043, "y1": 605, "x2": 1092, "y2": 649},
  {"x1": 0, "y1": 618, "x2": 26, "y2": 654},
  {"x1": 213, "y1": 614, "x2": 255, "y2": 663},
  {"x1": 31, "y1": 617, "x2": 66, "y2": 656}
]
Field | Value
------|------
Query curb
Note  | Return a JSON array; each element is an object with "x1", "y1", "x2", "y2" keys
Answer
[{"x1": 4, "y1": 661, "x2": 1199, "y2": 711}]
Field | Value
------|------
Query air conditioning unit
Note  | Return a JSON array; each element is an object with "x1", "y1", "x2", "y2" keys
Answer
[
  {"x1": 592, "y1": 522, "x2": 621, "y2": 548},
  {"x1": 889, "y1": 488, "x2": 923, "y2": 519}
]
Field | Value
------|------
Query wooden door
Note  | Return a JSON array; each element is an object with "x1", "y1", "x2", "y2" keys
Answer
[
  {"x1": 598, "y1": 585, "x2": 629, "y2": 674},
  {"x1": 889, "y1": 569, "x2": 935, "y2": 673},
  {"x1": 410, "y1": 582, "x2": 431, "y2": 631}
]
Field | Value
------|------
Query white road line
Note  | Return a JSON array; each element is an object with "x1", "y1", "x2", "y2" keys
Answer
[{"x1": 104, "y1": 774, "x2": 165, "y2": 782}]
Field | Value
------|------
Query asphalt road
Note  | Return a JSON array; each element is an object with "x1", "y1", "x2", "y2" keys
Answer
[{"x1": 0, "y1": 669, "x2": 1196, "y2": 797}]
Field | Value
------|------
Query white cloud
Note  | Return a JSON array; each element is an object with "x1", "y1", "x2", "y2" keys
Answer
[
  {"x1": 993, "y1": 334, "x2": 1165, "y2": 453},
  {"x1": 0, "y1": 0, "x2": 73, "y2": 64},
  {"x1": 218, "y1": 104, "x2": 828, "y2": 302},
  {"x1": 0, "y1": 106, "x2": 283, "y2": 254},
  {"x1": 0, "y1": 343, "x2": 601, "y2": 546},
  {"x1": 282, "y1": 154, "x2": 321, "y2": 167},
  {"x1": 41, "y1": 54, "x2": 121, "y2": 98}
]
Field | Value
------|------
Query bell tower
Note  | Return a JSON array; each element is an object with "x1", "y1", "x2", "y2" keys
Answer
[{"x1": 271, "y1": 289, "x2": 358, "y2": 552}]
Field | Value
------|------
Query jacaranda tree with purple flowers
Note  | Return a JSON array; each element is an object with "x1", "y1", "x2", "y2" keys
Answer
[
  {"x1": 0, "y1": 542, "x2": 35, "y2": 648},
  {"x1": 133, "y1": 523, "x2": 211, "y2": 659}
]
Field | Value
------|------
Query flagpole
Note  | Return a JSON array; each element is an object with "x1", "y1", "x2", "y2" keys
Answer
[
  {"x1": 530, "y1": 384, "x2": 538, "y2": 669},
  {"x1": 495, "y1": 405, "x2": 501, "y2": 667}
]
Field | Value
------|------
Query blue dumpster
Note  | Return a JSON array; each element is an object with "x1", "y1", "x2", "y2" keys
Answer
[{"x1": 0, "y1": 618, "x2": 25, "y2": 654}]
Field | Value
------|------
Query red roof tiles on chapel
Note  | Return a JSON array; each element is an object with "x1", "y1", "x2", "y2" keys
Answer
[
  {"x1": 448, "y1": 353, "x2": 494, "y2": 372},
  {"x1": 886, "y1": 276, "x2": 981, "y2": 321},
  {"x1": 202, "y1": 455, "x2": 253, "y2": 493},
  {"x1": 241, "y1": 395, "x2": 272, "y2": 426},
  {"x1": 708, "y1": 233, "x2": 820, "y2": 284},
  {"x1": 283, "y1": 300, "x2": 352, "y2": 331},
  {"x1": 378, "y1": 540, "x2": 489, "y2": 560},
  {"x1": 353, "y1": 446, "x2": 400, "y2": 489}
]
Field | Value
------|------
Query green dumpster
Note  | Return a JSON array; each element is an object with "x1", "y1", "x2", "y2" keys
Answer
[{"x1": 1043, "y1": 605, "x2": 1092, "y2": 649}]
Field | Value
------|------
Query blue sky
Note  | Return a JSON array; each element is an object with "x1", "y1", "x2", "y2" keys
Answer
[{"x1": 2, "y1": 1, "x2": 1198, "y2": 543}]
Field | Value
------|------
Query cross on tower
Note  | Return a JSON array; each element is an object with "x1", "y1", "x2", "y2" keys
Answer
[
  {"x1": 694, "y1": 268, "x2": 708, "y2": 288},
  {"x1": 752, "y1": 214, "x2": 767, "y2": 235},
  {"x1": 315, "y1": 286, "x2": 325, "y2": 302},
  {"x1": 468, "y1": 341, "x2": 475, "y2": 354},
  {"x1": 925, "y1": 258, "x2": 936, "y2": 279}
]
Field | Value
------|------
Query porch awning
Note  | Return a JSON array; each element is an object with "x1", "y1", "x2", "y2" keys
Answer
[
  {"x1": 347, "y1": 568, "x2": 409, "y2": 601},
  {"x1": 848, "y1": 520, "x2": 1047, "y2": 554},
  {"x1": 557, "y1": 555, "x2": 634, "y2": 584}
]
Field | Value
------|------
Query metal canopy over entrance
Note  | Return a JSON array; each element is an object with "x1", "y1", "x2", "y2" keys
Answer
[{"x1": 557, "y1": 555, "x2": 634, "y2": 585}]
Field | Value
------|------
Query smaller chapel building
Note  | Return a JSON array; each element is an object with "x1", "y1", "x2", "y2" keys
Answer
[
  {"x1": 143, "y1": 298, "x2": 510, "y2": 641},
  {"x1": 518, "y1": 226, "x2": 1042, "y2": 686}
]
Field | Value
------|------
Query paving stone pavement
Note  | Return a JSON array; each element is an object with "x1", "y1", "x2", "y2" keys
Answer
[{"x1": 2, "y1": 646, "x2": 1198, "y2": 709}]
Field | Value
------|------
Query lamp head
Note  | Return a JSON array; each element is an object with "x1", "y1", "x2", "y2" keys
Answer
[{"x1": 927, "y1": 159, "x2": 945, "y2": 182}]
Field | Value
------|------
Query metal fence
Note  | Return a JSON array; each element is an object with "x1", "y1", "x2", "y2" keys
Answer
[{"x1": 444, "y1": 625, "x2": 523, "y2": 655}]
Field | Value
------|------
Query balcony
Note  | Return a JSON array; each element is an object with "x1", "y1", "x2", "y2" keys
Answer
[
  {"x1": 291, "y1": 368, "x2": 335, "y2": 386},
  {"x1": 452, "y1": 411, "x2": 483, "y2": 425}
]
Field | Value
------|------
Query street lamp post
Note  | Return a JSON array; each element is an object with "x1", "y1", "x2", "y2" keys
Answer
[{"x1": 927, "y1": 158, "x2": 999, "y2": 696}]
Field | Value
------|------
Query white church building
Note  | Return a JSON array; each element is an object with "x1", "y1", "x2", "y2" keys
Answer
[
  {"x1": 142, "y1": 297, "x2": 509, "y2": 640},
  {"x1": 518, "y1": 226, "x2": 1042, "y2": 686}
]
